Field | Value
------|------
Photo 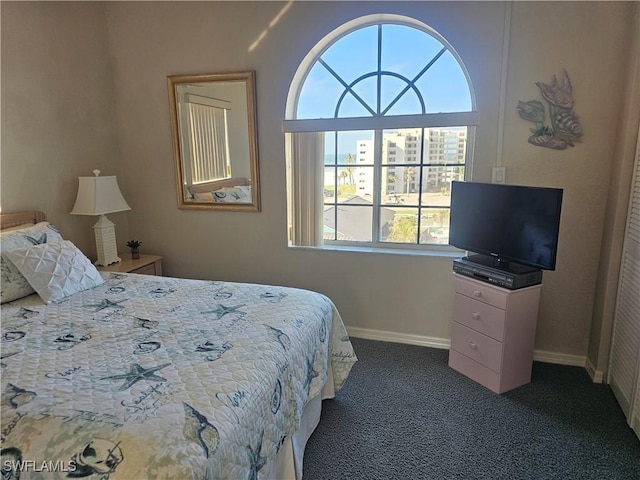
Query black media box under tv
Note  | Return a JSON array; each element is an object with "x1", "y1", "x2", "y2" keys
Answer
[{"x1": 453, "y1": 255, "x2": 543, "y2": 290}]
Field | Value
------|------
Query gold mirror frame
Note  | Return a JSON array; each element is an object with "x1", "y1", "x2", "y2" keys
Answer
[{"x1": 167, "y1": 71, "x2": 260, "y2": 211}]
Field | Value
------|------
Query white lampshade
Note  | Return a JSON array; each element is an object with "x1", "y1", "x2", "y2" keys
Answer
[
  {"x1": 71, "y1": 171, "x2": 130, "y2": 215},
  {"x1": 71, "y1": 170, "x2": 130, "y2": 266}
]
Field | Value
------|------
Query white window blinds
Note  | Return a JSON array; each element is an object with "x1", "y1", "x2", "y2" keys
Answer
[{"x1": 182, "y1": 95, "x2": 231, "y2": 185}]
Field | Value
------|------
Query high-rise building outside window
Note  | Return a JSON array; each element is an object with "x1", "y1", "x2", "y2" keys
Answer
[{"x1": 284, "y1": 14, "x2": 477, "y2": 250}]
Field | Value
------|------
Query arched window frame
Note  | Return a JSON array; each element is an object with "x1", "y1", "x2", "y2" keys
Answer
[{"x1": 284, "y1": 14, "x2": 477, "y2": 252}]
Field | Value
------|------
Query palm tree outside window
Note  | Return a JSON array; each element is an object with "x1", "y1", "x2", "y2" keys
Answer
[{"x1": 284, "y1": 14, "x2": 477, "y2": 250}]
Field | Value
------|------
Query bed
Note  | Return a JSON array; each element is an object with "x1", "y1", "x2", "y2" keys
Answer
[
  {"x1": 0, "y1": 211, "x2": 357, "y2": 479},
  {"x1": 187, "y1": 178, "x2": 252, "y2": 203}
]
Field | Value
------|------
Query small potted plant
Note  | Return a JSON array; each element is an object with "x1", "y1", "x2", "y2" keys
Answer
[{"x1": 126, "y1": 240, "x2": 142, "y2": 259}]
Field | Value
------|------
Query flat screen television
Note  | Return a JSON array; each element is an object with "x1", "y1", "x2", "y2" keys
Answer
[{"x1": 449, "y1": 181, "x2": 563, "y2": 271}]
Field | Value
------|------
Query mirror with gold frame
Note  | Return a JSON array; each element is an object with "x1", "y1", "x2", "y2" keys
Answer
[{"x1": 167, "y1": 71, "x2": 260, "y2": 211}]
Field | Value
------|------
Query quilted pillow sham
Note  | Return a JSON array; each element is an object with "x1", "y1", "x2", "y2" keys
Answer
[
  {"x1": 0, "y1": 222, "x2": 64, "y2": 303},
  {"x1": 0, "y1": 221, "x2": 63, "y2": 250},
  {"x1": 4, "y1": 240, "x2": 104, "y2": 304},
  {"x1": 211, "y1": 185, "x2": 252, "y2": 203}
]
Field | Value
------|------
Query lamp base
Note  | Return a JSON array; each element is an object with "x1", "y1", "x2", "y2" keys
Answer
[{"x1": 93, "y1": 215, "x2": 121, "y2": 266}]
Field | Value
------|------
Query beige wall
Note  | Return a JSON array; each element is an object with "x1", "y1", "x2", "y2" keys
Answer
[
  {"x1": 588, "y1": 5, "x2": 640, "y2": 379},
  {"x1": 105, "y1": 0, "x2": 506, "y2": 345},
  {"x1": 1, "y1": 1, "x2": 637, "y2": 368},
  {"x1": 0, "y1": 1, "x2": 130, "y2": 256},
  {"x1": 501, "y1": 1, "x2": 636, "y2": 360}
]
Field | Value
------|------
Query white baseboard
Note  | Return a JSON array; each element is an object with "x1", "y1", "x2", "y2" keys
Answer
[
  {"x1": 532, "y1": 348, "x2": 586, "y2": 368},
  {"x1": 585, "y1": 357, "x2": 605, "y2": 383},
  {"x1": 347, "y1": 326, "x2": 451, "y2": 350},
  {"x1": 347, "y1": 326, "x2": 590, "y2": 370}
]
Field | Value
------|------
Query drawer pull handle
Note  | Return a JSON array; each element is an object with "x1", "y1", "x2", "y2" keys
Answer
[
  {"x1": 471, "y1": 313, "x2": 480, "y2": 320},
  {"x1": 469, "y1": 342, "x2": 478, "y2": 350},
  {"x1": 473, "y1": 290, "x2": 482, "y2": 297}
]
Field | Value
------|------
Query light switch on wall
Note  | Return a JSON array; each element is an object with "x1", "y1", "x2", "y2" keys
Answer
[{"x1": 492, "y1": 166, "x2": 506, "y2": 184}]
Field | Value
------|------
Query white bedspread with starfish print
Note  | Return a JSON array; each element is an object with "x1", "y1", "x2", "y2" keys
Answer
[{"x1": 0, "y1": 272, "x2": 356, "y2": 479}]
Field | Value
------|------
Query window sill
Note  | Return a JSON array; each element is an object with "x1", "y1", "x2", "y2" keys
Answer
[{"x1": 288, "y1": 243, "x2": 465, "y2": 258}]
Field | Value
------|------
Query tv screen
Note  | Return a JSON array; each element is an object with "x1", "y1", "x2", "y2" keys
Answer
[{"x1": 449, "y1": 181, "x2": 563, "y2": 270}]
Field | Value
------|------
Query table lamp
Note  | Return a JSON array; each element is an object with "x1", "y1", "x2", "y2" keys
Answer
[{"x1": 71, "y1": 169, "x2": 131, "y2": 266}]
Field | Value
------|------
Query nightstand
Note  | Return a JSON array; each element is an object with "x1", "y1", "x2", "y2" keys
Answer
[{"x1": 96, "y1": 254, "x2": 163, "y2": 276}]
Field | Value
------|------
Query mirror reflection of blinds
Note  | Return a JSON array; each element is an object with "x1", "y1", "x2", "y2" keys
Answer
[
  {"x1": 185, "y1": 93, "x2": 231, "y2": 110},
  {"x1": 185, "y1": 100, "x2": 231, "y2": 184}
]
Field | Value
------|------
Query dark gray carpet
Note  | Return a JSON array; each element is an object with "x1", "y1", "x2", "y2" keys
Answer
[{"x1": 303, "y1": 338, "x2": 640, "y2": 480}]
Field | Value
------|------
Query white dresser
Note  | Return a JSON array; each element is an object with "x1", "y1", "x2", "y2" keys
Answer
[{"x1": 448, "y1": 273, "x2": 542, "y2": 394}]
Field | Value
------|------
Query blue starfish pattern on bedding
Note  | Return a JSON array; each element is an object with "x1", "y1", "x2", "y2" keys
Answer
[
  {"x1": 0, "y1": 273, "x2": 357, "y2": 479},
  {"x1": 85, "y1": 298, "x2": 126, "y2": 312},
  {"x1": 102, "y1": 363, "x2": 171, "y2": 391},
  {"x1": 201, "y1": 303, "x2": 245, "y2": 319}
]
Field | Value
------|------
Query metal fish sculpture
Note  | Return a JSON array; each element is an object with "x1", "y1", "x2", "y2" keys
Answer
[
  {"x1": 518, "y1": 70, "x2": 583, "y2": 150},
  {"x1": 516, "y1": 100, "x2": 546, "y2": 126},
  {"x1": 528, "y1": 132, "x2": 568, "y2": 150},
  {"x1": 536, "y1": 70, "x2": 574, "y2": 109},
  {"x1": 550, "y1": 107, "x2": 583, "y2": 144}
]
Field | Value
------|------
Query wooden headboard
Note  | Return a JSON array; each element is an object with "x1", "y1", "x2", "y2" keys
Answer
[{"x1": 0, "y1": 211, "x2": 47, "y2": 230}]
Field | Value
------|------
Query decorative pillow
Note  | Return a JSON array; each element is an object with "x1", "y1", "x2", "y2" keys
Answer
[
  {"x1": 4, "y1": 240, "x2": 104, "y2": 304},
  {"x1": 211, "y1": 185, "x2": 252, "y2": 203},
  {"x1": 0, "y1": 222, "x2": 63, "y2": 251},
  {"x1": 1, "y1": 222, "x2": 64, "y2": 303},
  {"x1": 193, "y1": 192, "x2": 214, "y2": 202},
  {"x1": 0, "y1": 255, "x2": 35, "y2": 302}
]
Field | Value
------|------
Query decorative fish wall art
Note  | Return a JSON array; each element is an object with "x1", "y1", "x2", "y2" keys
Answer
[{"x1": 517, "y1": 70, "x2": 583, "y2": 150}]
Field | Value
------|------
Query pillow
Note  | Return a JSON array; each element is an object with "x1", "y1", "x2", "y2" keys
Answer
[
  {"x1": 4, "y1": 240, "x2": 104, "y2": 304},
  {"x1": 1, "y1": 222, "x2": 64, "y2": 303},
  {"x1": 193, "y1": 192, "x2": 214, "y2": 202},
  {"x1": 0, "y1": 222, "x2": 63, "y2": 251},
  {"x1": 211, "y1": 185, "x2": 252, "y2": 203},
  {"x1": 0, "y1": 254, "x2": 36, "y2": 302}
]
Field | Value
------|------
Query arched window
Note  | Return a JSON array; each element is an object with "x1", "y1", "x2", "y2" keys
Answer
[{"x1": 284, "y1": 14, "x2": 476, "y2": 250}]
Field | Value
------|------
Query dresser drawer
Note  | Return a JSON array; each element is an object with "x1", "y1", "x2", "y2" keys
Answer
[
  {"x1": 450, "y1": 322, "x2": 503, "y2": 373},
  {"x1": 131, "y1": 263, "x2": 157, "y2": 275},
  {"x1": 453, "y1": 293, "x2": 506, "y2": 341},
  {"x1": 449, "y1": 349, "x2": 503, "y2": 393},
  {"x1": 454, "y1": 275, "x2": 508, "y2": 309}
]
